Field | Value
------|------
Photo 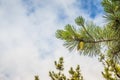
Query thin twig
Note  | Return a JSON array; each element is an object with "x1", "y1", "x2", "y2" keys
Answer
[
  {"x1": 85, "y1": 39, "x2": 116, "y2": 43},
  {"x1": 75, "y1": 38, "x2": 116, "y2": 43},
  {"x1": 81, "y1": 24, "x2": 94, "y2": 40}
]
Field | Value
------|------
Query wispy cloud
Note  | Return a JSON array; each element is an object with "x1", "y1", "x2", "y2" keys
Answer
[{"x1": 0, "y1": 0, "x2": 104, "y2": 80}]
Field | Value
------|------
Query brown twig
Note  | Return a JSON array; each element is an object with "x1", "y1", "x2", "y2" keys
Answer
[{"x1": 75, "y1": 38, "x2": 116, "y2": 43}]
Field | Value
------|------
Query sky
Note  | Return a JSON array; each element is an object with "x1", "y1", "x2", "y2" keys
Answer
[{"x1": 0, "y1": 0, "x2": 106, "y2": 80}]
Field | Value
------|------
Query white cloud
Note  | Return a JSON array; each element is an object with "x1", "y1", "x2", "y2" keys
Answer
[{"x1": 0, "y1": 0, "x2": 104, "y2": 80}]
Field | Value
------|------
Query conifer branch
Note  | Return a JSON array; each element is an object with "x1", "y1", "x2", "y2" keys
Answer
[
  {"x1": 75, "y1": 38, "x2": 116, "y2": 43},
  {"x1": 81, "y1": 24, "x2": 95, "y2": 40}
]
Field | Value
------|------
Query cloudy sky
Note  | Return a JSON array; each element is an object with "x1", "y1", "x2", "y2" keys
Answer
[{"x1": 0, "y1": 0, "x2": 105, "y2": 80}]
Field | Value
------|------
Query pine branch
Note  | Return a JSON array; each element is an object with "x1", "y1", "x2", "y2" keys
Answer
[
  {"x1": 75, "y1": 38, "x2": 116, "y2": 43},
  {"x1": 81, "y1": 24, "x2": 95, "y2": 40},
  {"x1": 75, "y1": 16, "x2": 94, "y2": 40},
  {"x1": 113, "y1": 62, "x2": 120, "y2": 78}
]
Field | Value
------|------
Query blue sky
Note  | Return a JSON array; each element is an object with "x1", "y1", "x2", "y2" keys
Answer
[
  {"x1": 78, "y1": 0, "x2": 103, "y2": 18},
  {"x1": 0, "y1": 0, "x2": 104, "y2": 80}
]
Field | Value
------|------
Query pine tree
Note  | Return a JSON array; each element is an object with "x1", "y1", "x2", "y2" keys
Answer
[
  {"x1": 34, "y1": 0, "x2": 120, "y2": 80},
  {"x1": 34, "y1": 76, "x2": 40, "y2": 80},
  {"x1": 49, "y1": 57, "x2": 83, "y2": 80},
  {"x1": 55, "y1": 0, "x2": 120, "y2": 79},
  {"x1": 99, "y1": 54, "x2": 120, "y2": 80}
]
